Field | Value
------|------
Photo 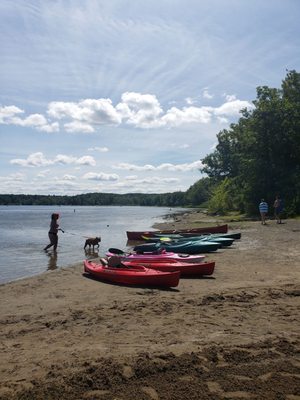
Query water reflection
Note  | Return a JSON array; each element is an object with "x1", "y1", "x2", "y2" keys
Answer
[
  {"x1": 84, "y1": 248, "x2": 99, "y2": 260},
  {"x1": 46, "y1": 251, "x2": 58, "y2": 270}
]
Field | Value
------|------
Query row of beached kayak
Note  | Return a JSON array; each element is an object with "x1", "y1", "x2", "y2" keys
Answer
[
  {"x1": 125, "y1": 224, "x2": 229, "y2": 240},
  {"x1": 133, "y1": 233, "x2": 237, "y2": 254},
  {"x1": 83, "y1": 224, "x2": 241, "y2": 288}
]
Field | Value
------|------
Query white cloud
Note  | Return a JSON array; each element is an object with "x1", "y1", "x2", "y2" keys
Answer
[
  {"x1": 113, "y1": 160, "x2": 203, "y2": 172},
  {"x1": 88, "y1": 146, "x2": 109, "y2": 152},
  {"x1": 10, "y1": 152, "x2": 96, "y2": 167},
  {"x1": 111, "y1": 176, "x2": 180, "y2": 190},
  {"x1": 47, "y1": 101, "x2": 86, "y2": 120},
  {"x1": 113, "y1": 163, "x2": 155, "y2": 171},
  {"x1": 81, "y1": 98, "x2": 122, "y2": 125},
  {"x1": 0, "y1": 105, "x2": 24, "y2": 123},
  {"x1": 47, "y1": 98, "x2": 122, "y2": 127},
  {"x1": 1, "y1": 92, "x2": 253, "y2": 133},
  {"x1": 120, "y1": 92, "x2": 162, "y2": 112},
  {"x1": 14, "y1": 113, "x2": 48, "y2": 127},
  {"x1": 0, "y1": 172, "x2": 26, "y2": 182},
  {"x1": 54, "y1": 179, "x2": 77, "y2": 188},
  {"x1": 131, "y1": 177, "x2": 180, "y2": 185},
  {"x1": 185, "y1": 97, "x2": 196, "y2": 105},
  {"x1": 214, "y1": 99, "x2": 252, "y2": 117},
  {"x1": 38, "y1": 122, "x2": 59, "y2": 133},
  {"x1": 224, "y1": 94, "x2": 237, "y2": 102},
  {"x1": 62, "y1": 174, "x2": 77, "y2": 180},
  {"x1": 64, "y1": 121, "x2": 94, "y2": 133},
  {"x1": 10, "y1": 152, "x2": 53, "y2": 167},
  {"x1": 36, "y1": 169, "x2": 51, "y2": 178},
  {"x1": 217, "y1": 116, "x2": 229, "y2": 124},
  {"x1": 116, "y1": 92, "x2": 163, "y2": 128},
  {"x1": 0, "y1": 106, "x2": 59, "y2": 132},
  {"x1": 82, "y1": 172, "x2": 119, "y2": 181},
  {"x1": 202, "y1": 89, "x2": 214, "y2": 99},
  {"x1": 53, "y1": 154, "x2": 77, "y2": 165},
  {"x1": 75, "y1": 156, "x2": 96, "y2": 166},
  {"x1": 157, "y1": 161, "x2": 203, "y2": 172},
  {"x1": 161, "y1": 106, "x2": 213, "y2": 126}
]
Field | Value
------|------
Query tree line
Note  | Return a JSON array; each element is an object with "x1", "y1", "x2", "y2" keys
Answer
[
  {"x1": 0, "y1": 192, "x2": 186, "y2": 207},
  {"x1": 1, "y1": 71, "x2": 299, "y2": 216},
  {"x1": 199, "y1": 70, "x2": 300, "y2": 216}
]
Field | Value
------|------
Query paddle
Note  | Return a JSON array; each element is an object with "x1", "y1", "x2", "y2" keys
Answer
[
  {"x1": 108, "y1": 247, "x2": 127, "y2": 255},
  {"x1": 109, "y1": 246, "x2": 166, "y2": 256}
]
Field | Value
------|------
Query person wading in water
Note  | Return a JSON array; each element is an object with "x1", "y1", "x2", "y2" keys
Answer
[{"x1": 44, "y1": 213, "x2": 64, "y2": 251}]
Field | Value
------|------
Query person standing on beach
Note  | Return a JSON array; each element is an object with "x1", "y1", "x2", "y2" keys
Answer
[
  {"x1": 44, "y1": 213, "x2": 64, "y2": 251},
  {"x1": 259, "y1": 199, "x2": 268, "y2": 225},
  {"x1": 274, "y1": 195, "x2": 283, "y2": 224}
]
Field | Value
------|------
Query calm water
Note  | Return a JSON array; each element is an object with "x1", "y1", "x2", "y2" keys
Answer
[{"x1": 0, "y1": 205, "x2": 184, "y2": 284}]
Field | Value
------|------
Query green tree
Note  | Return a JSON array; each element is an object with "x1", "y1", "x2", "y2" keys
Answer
[
  {"x1": 201, "y1": 70, "x2": 300, "y2": 215},
  {"x1": 184, "y1": 177, "x2": 215, "y2": 206}
]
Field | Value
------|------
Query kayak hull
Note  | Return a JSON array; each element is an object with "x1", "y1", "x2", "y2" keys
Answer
[
  {"x1": 126, "y1": 224, "x2": 228, "y2": 241},
  {"x1": 123, "y1": 260, "x2": 215, "y2": 276},
  {"x1": 83, "y1": 260, "x2": 180, "y2": 287},
  {"x1": 107, "y1": 249, "x2": 206, "y2": 263},
  {"x1": 133, "y1": 241, "x2": 220, "y2": 254},
  {"x1": 179, "y1": 232, "x2": 241, "y2": 240},
  {"x1": 142, "y1": 235, "x2": 234, "y2": 247}
]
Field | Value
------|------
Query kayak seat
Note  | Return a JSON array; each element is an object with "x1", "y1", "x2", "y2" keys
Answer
[{"x1": 107, "y1": 256, "x2": 122, "y2": 267}]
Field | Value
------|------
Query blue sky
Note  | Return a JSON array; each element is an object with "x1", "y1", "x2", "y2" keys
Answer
[{"x1": 1, "y1": 0, "x2": 299, "y2": 195}]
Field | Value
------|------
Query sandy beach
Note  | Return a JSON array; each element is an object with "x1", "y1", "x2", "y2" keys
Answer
[{"x1": 0, "y1": 212, "x2": 300, "y2": 399}]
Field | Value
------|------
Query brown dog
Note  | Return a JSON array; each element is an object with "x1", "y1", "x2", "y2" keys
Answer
[{"x1": 84, "y1": 237, "x2": 101, "y2": 250}]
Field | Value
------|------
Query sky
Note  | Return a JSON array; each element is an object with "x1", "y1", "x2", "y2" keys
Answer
[{"x1": 1, "y1": 0, "x2": 299, "y2": 195}]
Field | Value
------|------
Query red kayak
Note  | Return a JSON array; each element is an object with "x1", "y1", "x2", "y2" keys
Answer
[
  {"x1": 126, "y1": 224, "x2": 228, "y2": 241},
  {"x1": 122, "y1": 260, "x2": 215, "y2": 276},
  {"x1": 83, "y1": 260, "x2": 180, "y2": 287}
]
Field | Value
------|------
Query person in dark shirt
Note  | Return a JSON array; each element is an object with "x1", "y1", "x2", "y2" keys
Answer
[
  {"x1": 274, "y1": 195, "x2": 283, "y2": 224},
  {"x1": 44, "y1": 213, "x2": 64, "y2": 251}
]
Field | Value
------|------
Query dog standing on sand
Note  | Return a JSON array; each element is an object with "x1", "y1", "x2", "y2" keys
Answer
[{"x1": 84, "y1": 237, "x2": 101, "y2": 250}]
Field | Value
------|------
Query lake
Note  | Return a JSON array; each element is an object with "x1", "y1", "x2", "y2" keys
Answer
[{"x1": 0, "y1": 205, "x2": 184, "y2": 284}]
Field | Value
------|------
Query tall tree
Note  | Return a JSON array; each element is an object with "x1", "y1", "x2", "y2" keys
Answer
[{"x1": 201, "y1": 70, "x2": 300, "y2": 215}]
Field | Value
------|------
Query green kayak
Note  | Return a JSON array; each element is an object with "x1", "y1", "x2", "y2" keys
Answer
[
  {"x1": 133, "y1": 240, "x2": 221, "y2": 254},
  {"x1": 142, "y1": 234, "x2": 234, "y2": 247}
]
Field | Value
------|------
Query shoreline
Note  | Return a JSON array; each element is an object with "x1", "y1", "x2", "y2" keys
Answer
[{"x1": 0, "y1": 213, "x2": 300, "y2": 399}]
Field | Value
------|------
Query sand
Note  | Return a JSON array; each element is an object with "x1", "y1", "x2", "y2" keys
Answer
[{"x1": 0, "y1": 212, "x2": 300, "y2": 399}]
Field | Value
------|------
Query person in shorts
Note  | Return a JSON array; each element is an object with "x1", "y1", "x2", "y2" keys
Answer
[
  {"x1": 44, "y1": 213, "x2": 64, "y2": 251},
  {"x1": 259, "y1": 199, "x2": 268, "y2": 225},
  {"x1": 274, "y1": 195, "x2": 283, "y2": 224}
]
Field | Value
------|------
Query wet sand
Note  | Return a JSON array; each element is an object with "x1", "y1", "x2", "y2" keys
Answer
[{"x1": 0, "y1": 212, "x2": 300, "y2": 399}]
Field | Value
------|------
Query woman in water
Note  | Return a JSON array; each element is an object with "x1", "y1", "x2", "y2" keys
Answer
[{"x1": 44, "y1": 213, "x2": 64, "y2": 251}]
